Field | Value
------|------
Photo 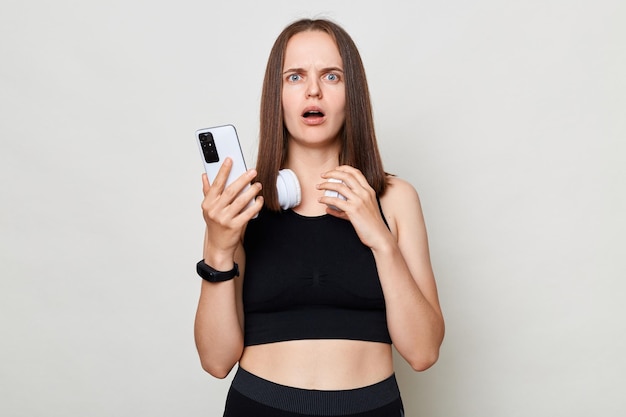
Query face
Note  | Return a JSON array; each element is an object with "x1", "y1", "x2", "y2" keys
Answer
[{"x1": 281, "y1": 30, "x2": 346, "y2": 148}]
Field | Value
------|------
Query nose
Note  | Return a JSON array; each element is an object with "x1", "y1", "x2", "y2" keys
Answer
[{"x1": 306, "y1": 78, "x2": 322, "y2": 98}]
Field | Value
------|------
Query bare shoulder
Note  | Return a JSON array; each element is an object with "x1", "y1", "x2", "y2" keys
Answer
[
  {"x1": 380, "y1": 176, "x2": 426, "y2": 239},
  {"x1": 382, "y1": 176, "x2": 423, "y2": 213},
  {"x1": 384, "y1": 176, "x2": 420, "y2": 200}
]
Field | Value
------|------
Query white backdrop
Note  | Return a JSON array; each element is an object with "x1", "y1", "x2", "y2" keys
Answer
[{"x1": 1, "y1": 1, "x2": 625, "y2": 416}]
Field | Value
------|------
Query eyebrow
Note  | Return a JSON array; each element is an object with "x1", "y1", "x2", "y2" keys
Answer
[{"x1": 282, "y1": 66, "x2": 344, "y2": 75}]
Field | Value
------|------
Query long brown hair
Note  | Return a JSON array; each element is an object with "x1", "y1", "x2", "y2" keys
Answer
[{"x1": 256, "y1": 19, "x2": 387, "y2": 211}]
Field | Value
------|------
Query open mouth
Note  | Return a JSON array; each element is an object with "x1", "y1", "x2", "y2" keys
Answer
[{"x1": 302, "y1": 110, "x2": 325, "y2": 118}]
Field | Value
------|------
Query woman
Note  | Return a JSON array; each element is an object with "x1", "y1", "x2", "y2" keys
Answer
[{"x1": 195, "y1": 18, "x2": 444, "y2": 416}]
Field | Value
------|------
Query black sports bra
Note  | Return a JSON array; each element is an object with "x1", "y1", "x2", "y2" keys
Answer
[{"x1": 242, "y1": 205, "x2": 392, "y2": 346}]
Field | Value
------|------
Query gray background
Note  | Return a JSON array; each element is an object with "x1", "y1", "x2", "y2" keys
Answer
[{"x1": 1, "y1": 0, "x2": 625, "y2": 416}]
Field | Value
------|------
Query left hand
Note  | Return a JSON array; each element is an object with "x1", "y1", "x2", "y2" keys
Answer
[{"x1": 318, "y1": 165, "x2": 391, "y2": 250}]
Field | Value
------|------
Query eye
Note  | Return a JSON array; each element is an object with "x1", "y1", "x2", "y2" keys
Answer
[
  {"x1": 287, "y1": 73, "x2": 302, "y2": 82},
  {"x1": 325, "y1": 73, "x2": 340, "y2": 82}
]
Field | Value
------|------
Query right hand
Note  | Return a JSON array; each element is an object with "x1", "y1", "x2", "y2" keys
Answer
[{"x1": 201, "y1": 158, "x2": 263, "y2": 263}]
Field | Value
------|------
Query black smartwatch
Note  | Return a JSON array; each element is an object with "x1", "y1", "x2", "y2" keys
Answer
[{"x1": 196, "y1": 260, "x2": 239, "y2": 282}]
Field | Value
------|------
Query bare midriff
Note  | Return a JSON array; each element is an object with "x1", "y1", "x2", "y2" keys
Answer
[{"x1": 239, "y1": 339, "x2": 394, "y2": 390}]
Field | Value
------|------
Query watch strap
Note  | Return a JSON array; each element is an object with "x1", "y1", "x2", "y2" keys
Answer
[{"x1": 196, "y1": 260, "x2": 239, "y2": 282}]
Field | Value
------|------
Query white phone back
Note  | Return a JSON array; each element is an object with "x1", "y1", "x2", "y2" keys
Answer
[{"x1": 196, "y1": 124, "x2": 249, "y2": 187}]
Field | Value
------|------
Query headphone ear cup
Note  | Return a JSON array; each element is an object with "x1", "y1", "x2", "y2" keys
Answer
[{"x1": 276, "y1": 169, "x2": 302, "y2": 209}]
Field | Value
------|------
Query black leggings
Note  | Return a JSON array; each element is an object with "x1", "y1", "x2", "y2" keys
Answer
[{"x1": 223, "y1": 367, "x2": 404, "y2": 417}]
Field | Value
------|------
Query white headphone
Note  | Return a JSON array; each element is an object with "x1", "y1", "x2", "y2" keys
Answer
[
  {"x1": 276, "y1": 169, "x2": 302, "y2": 210},
  {"x1": 275, "y1": 169, "x2": 346, "y2": 210}
]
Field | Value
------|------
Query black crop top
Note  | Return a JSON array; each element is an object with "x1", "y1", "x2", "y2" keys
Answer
[{"x1": 242, "y1": 206, "x2": 392, "y2": 346}]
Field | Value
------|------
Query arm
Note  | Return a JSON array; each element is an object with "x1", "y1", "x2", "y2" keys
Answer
[
  {"x1": 193, "y1": 159, "x2": 263, "y2": 378},
  {"x1": 374, "y1": 178, "x2": 444, "y2": 370},
  {"x1": 320, "y1": 169, "x2": 444, "y2": 371},
  {"x1": 194, "y1": 241, "x2": 245, "y2": 378}
]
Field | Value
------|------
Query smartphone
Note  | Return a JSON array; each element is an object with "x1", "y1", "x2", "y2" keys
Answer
[{"x1": 196, "y1": 124, "x2": 255, "y2": 210}]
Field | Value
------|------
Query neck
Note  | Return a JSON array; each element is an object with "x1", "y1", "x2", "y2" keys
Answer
[{"x1": 285, "y1": 140, "x2": 339, "y2": 175}]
